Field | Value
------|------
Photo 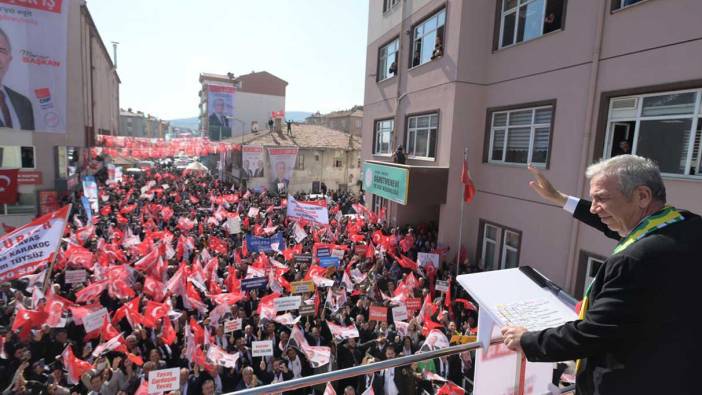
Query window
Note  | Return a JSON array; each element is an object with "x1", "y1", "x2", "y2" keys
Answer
[
  {"x1": 410, "y1": 8, "x2": 445, "y2": 68},
  {"x1": 478, "y1": 220, "x2": 522, "y2": 271},
  {"x1": 604, "y1": 89, "x2": 702, "y2": 177},
  {"x1": 488, "y1": 105, "x2": 553, "y2": 166},
  {"x1": 334, "y1": 159, "x2": 343, "y2": 168},
  {"x1": 295, "y1": 153, "x2": 304, "y2": 170},
  {"x1": 383, "y1": 0, "x2": 400, "y2": 14},
  {"x1": 406, "y1": 113, "x2": 438, "y2": 159},
  {"x1": 611, "y1": 0, "x2": 644, "y2": 11},
  {"x1": 0, "y1": 146, "x2": 35, "y2": 168},
  {"x1": 373, "y1": 119, "x2": 394, "y2": 155},
  {"x1": 378, "y1": 38, "x2": 399, "y2": 81},
  {"x1": 498, "y1": 0, "x2": 565, "y2": 49}
]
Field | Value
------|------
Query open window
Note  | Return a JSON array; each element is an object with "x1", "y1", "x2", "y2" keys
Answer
[{"x1": 498, "y1": 0, "x2": 565, "y2": 49}]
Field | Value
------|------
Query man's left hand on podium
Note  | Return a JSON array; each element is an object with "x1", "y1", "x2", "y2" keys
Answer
[{"x1": 502, "y1": 326, "x2": 527, "y2": 352}]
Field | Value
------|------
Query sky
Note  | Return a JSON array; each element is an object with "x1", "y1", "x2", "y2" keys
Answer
[{"x1": 88, "y1": 0, "x2": 369, "y2": 120}]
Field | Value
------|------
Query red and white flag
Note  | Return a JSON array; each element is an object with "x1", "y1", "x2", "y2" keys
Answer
[
  {"x1": 323, "y1": 382, "x2": 337, "y2": 395},
  {"x1": 461, "y1": 158, "x2": 476, "y2": 204},
  {"x1": 437, "y1": 381, "x2": 465, "y2": 395},
  {"x1": 62, "y1": 345, "x2": 92, "y2": 385},
  {"x1": 289, "y1": 325, "x2": 331, "y2": 368},
  {"x1": 0, "y1": 169, "x2": 18, "y2": 204},
  {"x1": 274, "y1": 313, "x2": 301, "y2": 326},
  {"x1": 206, "y1": 344, "x2": 240, "y2": 368},
  {"x1": 326, "y1": 320, "x2": 359, "y2": 341},
  {"x1": 419, "y1": 329, "x2": 450, "y2": 352},
  {"x1": 75, "y1": 280, "x2": 108, "y2": 304},
  {"x1": 0, "y1": 206, "x2": 69, "y2": 283}
]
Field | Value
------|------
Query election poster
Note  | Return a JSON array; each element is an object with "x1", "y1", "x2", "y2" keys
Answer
[
  {"x1": 0, "y1": 205, "x2": 69, "y2": 282},
  {"x1": 206, "y1": 84, "x2": 235, "y2": 140},
  {"x1": 267, "y1": 147, "x2": 298, "y2": 192},
  {"x1": 0, "y1": 0, "x2": 69, "y2": 132},
  {"x1": 287, "y1": 195, "x2": 329, "y2": 225},
  {"x1": 81, "y1": 176, "x2": 99, "y2": 215},
  {"x1": 242, "y1": 145, "x2": 264, "y2": 178}
]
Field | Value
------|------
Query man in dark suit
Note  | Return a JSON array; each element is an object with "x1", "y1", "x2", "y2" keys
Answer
[
  {"x1": 208, "y1": 98, "x2": 231, "y2": 140},
  {"x1": 503, "y1": 156, "x2": 702, "y2": 394},
  {"x1": 0, "y1": 28, "x2": 35, "y2": 131}
]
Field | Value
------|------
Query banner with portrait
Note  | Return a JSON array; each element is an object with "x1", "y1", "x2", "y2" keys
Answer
[
  {"x1": 267, "y1": 147, "x2": 298, "y2": 192},
  {"x1": 0, "y1": 0, "x2": 69, "y2": 132},
  {"x1": 242, "y1": 145, "x2": 264, "y2": 178},
  {"x1": 206, "y1": 84, "x2": 235, "y2": 140}
]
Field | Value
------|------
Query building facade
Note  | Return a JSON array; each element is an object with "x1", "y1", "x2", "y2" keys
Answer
[
  {"x1": 305, "y1": 106, "x2": 364, "y2": 136},
  {"x1": 198, "y1": 71, "x2": 287, "y2": 139},
  {"x1": 118, "y1": 108, "x2": 169, "y2": 138},
  {"x1": 224, "y1": 124, "x2": 361, "y2": 194},
  {"x1": 362, "y1": 0, "x2": 702, "y2": 296},
  {"x1": 1, "y1": 2, "x2": 119, "y2": 229}
]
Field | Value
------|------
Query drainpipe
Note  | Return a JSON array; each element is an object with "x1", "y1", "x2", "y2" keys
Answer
[{"x1": 563, "y1": 0, "x2": 608, "y2": 292}]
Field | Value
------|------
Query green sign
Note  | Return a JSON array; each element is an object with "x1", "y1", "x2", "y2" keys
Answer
[{"x1": 363, "y1": 162, "x2": 409, "y2": 204}]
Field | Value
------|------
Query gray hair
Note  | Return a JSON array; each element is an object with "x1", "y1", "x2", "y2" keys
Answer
[{"x1": 585, "y1": 154, "x2": 666, "y2": 202}]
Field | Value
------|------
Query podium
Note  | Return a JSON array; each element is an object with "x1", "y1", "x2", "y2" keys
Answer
[{"x1": 456, "y1": 267, "x2": 578, "y2": 395}]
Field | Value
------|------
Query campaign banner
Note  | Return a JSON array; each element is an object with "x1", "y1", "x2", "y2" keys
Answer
[
  {"x1": 290, "y1": 280, "x2": 315, "y2": 294},
  {"x1": 148, "y1": 368, "x2": 180, "y2": 394},
  {"x1": 246, "y1": 232, "x2": 284, "y2": 253},
  {"x1": 206, "y1": 84, "x2": 235, "y2": 140},
  {"x1": 417, "y1": 252, "x2": 440, "y2": 269},
  {"x1": 0, "y1": 205, "x2": 69, "y2": 282},
  {"x1": 242, "y1": 145, "x2": 264, "y2": 178},
  {"x1": 287, "y1": 195, "x2": 329, "y2": 225},
  {"x1": 0, "y1": 0, "x2": 69, "y2": 132},
  {"x1": 224, "y1": 318, "x2": 242, "y2": 333},
  {"x1": 275, "y1": 295, "x2": 301, "y2": 312},
  {"x1": 81, "y1": 176, "x2": 99, "y2": 215},
  {"x1": 369, "y1": 305, "x2": 388, "y2": 322},
  {"x1": 267, "y1": 147, "x2": 298, "y2": 192},
  {"x1": 251, "y1": 340, "x2": 274, "y2": 357},
  {"x1": 240, "y1": 276, "x2": 268, "y2": 291}
]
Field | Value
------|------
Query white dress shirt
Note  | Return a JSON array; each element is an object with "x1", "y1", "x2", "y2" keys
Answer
[
  {"x1": 0, "y1": 86, "x2": 20, "y2": 129},
  {"x1": 383, "y1": 368, "x2": 399, "y2": 395}
]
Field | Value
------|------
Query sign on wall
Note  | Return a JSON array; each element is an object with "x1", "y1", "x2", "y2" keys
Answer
[{"x1": 363, "y1": 162, "x2": 409, "y2": 204}]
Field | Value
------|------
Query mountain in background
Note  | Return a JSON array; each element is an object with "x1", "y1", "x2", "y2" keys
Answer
[{"x1": 168, "y1": 111, "x2": 313, "y2": 129}]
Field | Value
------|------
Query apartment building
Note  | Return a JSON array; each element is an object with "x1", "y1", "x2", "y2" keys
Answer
[{"x1": 362, "y1": 0, "x2": 702, "y2": 295}]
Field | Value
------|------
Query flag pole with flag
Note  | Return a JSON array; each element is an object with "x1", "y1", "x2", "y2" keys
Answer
[{"x1": 457, "y1": 148, "x2": 475, "y2": 277}]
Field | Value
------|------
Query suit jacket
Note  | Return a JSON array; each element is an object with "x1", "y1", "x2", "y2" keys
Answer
[
  {"x1": 5, "y1": 87, "x2": 34, "y2": 130},
  {"x1": 372, "y1": 366, "x2": 416, "y2": 395},
  {"x1": 521, "y1": 199, "x2": 702, "y2": 395}
]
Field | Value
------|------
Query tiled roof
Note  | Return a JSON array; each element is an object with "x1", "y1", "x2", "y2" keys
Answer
[{"x1": 223, "y1": 124, "x2": 360, "y2": 150}]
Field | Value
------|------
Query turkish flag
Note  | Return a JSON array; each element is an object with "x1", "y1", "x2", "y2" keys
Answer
[
  {"x1": 161, "y1": 316, "x2": 177, "y2": 345},
  {"x1": 65, "y1": 242, "x2": 94, "y2": 270},
  {"x1": 62, "y1": 345, "x2": 92, "y2": 385},
  {"x1": 437, "y1": 382, "x2": 465, "y2": 395},
  {"x1": 461, "y1": 159, "x2": 476, "y2": 204},
  {"x1": 0, "y1": 169, "x2": 18, "y2": 204},
  {"x1": 142, "y1": 301, "x2": 169, "y2": 328},
  {"x1": 75, "y1": 281, "x2": 108, "y2": 304}
]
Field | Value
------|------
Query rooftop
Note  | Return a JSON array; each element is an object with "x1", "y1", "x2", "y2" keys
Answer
[{"x1": 223, "y1": 124, "x2": 360, "y2": 150}]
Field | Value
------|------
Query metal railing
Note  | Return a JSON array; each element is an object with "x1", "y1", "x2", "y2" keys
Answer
[{"x1": 228, "y1": 338, "x2": 576, "y2": 395}]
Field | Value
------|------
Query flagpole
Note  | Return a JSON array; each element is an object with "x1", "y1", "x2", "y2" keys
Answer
[{"x1": 456, "y1": 149, "x2": 467, "y2": 278}]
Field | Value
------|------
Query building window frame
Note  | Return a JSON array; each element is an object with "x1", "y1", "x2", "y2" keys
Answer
[
  {"x1": 373, "y1": 118, "x2": 394, "y2": 156},
  {"x1": 378, "y1": 37, "x2": 400, "y2": 82},
  {"x1": 602, "y1": 87, "x2": 702, "y2": 178},
  {"x1": 574, "y1": 250, "x2": 607, "y2": 299},
  {"x1": 494, "y1": 0, "x2": 567, "y2": 50},
  {"x1": 371, "y1": 194, "x2": 388, "y2": 214},
  {"x1": 611, "y1": 0, "x2": 646, "y2": 12},
  {"x1": 383, "y1": 0, "x2": 400, "y2": 14},
  {"x1": 484, "y1": 100, "x2": 556, "y2": 168},
  {"x1": 477, "y1": 219, "x2": 522, "y2": 271},
  {"x1": 405, "y1": 112, "x2": 439, "y2": 160},
  {"x1": 334, "y1": 159, "x2": 343, "y2": 168},
  {"x1": 0, "y1": 145, "x2": 36, "y2": 169},
  {"x1": 409, "y1": 7, "x2": 446, "y2": 69},
  {"x1": 295, "y1": 153, "x2": 304, "y2": 170}
]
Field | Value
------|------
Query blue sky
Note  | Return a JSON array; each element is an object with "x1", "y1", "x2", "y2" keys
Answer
[{"x1": 88, "y1": 0, "x2": 369, "y2": 119}]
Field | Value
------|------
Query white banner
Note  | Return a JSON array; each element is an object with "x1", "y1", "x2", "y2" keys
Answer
[
  {"x1": 267, "y1": 147, "x2": 298, "y2": 191},
  {"x1": 0, "y1": 0, "x2": 69, "y2": 132},
  {"x1": 242, "y1": 145, "x2": 264, "y2": 178},
  {"x1": 287, "y1": 195, "x2": 329, "y2": 225},
  {"x1": 0, "y1": 205, "x2": 69, "y2": 282}
]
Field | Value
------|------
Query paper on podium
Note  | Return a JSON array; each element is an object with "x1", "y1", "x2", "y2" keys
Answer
[{"x1": 457, "y1": 268, "x2": 577, "y2": 350}]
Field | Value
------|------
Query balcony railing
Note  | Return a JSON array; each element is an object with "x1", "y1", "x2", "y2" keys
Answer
[{"x1": 226, "y1": 338, "x2": 576, "y2": 395}]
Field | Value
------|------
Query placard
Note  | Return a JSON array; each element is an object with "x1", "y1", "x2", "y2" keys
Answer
[
  {"x1": 405, "y1": 298, "x2": 421, "y2": 312},
  {"x1": 148, "y1": 368, "x2": 180, "y2": 393},
  {"x1": 247, "y1": 207, "x2": 260, "y2": 217},
  {"x1": 369, "y1": 305, "x2": 388, "y2": 322},
  {"x1": 331, "y1": 249, "x2": 345, "y2": 259},
  {"x1": 435, "y1": 280, "x2": 449, "y2": 293},
  {"x1": 275, "y1": 296, "x2": 302, "y2": 312},
  {"x1": 299, "y1": 303, "x2": 316, "y2": 316},
  {"x1": 83, "y1": 307, "x2": 108, "y2": 333},
  {"x1": 295, "y1": 254, "x2": 312, "y2": 264},
  {"x1": 241, "y1": 277, "x2": 268, "y2": 291},
  {"x1": 64, "y1": 269, "x2": 87, "y2": 284},
  {"x1": 417, "y1": 252, "x2": 440, "y2": 269},
  {"x1": 224, "y1": 318, "x2": 242, "y2": 334},
  {"x1": 319, "y1": 256, "x2": 340, "y2": 268},
  {"x1": 392, "y1": 305, "x2": 408, "y2": 322},
  {"x1": 251, "y1": 340, "x2": 274, "y2": 357},
  {"x1": 291, "y1": 280, "x2": 315, "y2": 294}
]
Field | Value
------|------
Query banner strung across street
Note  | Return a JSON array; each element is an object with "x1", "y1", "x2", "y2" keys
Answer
[
  {"x1": 287, "y1": 195, "x2": 329, "y2": 225},
  {"x1": 0, "y1": 0, "x2": 69, "y2": 132},
  {"x1": 206, "y1": 84, "x2": 235, "y2": 140},
  {"x1": 267, "y1": 147, "x2": 298, "y2": 192},
  {"x1": 0, "y1": 205, "x2": 69, "y2": 282},
  {"x1": 242, "y1": 145, "x2": 264, "y2": 178}
]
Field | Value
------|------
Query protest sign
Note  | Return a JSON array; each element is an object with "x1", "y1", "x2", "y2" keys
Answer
[
  {"x1": 291, "y1": 280, "x2": 315, "y2": 294},
  {"x1": 83, "y1": 308, "x2": 108, "y2": 333},
  {"x1": 64, "y1": 269, "x2": 87, "y2": 284},
  {"x1": 417, "y1": 252, "x2": 440, "y2": 269},
  {"x1": 241, "y1": 277, "x2": 268, "y2": 291},
  {"x1": 369, "y1": 306, "x2": 388, "y2": 322},
  {"x1": 148, "y1": 368, "x2": 180, "y2": 393},
  {"x1": 392, "y1": 305, "x2": 408, "y2": 322},
  {"x1": 405, "y1": 298, "x2": 421, "y2": 312},
  {"x1": 246, "y1": 232, "x2": 285, "y2": 253},
  {"x1": 252, "y1": 340, "x2": 274, "y2": 357},
  {"x1": 299, "y1": 304, "x2": 316, "y2": 316},
  {"x1": 224, "y1": 319, "x2": 242, "y2": 334},
  {"x1": 435, "y1": 280, "x2": 449, "y2": 293},
  {"x1": 275, "y1": 296, "x2": 302, "y2": 312}
]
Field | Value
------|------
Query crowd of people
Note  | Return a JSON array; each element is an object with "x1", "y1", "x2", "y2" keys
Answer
[{"x1": 0, "y1": 160, "x2": 482, "y2": 395}]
